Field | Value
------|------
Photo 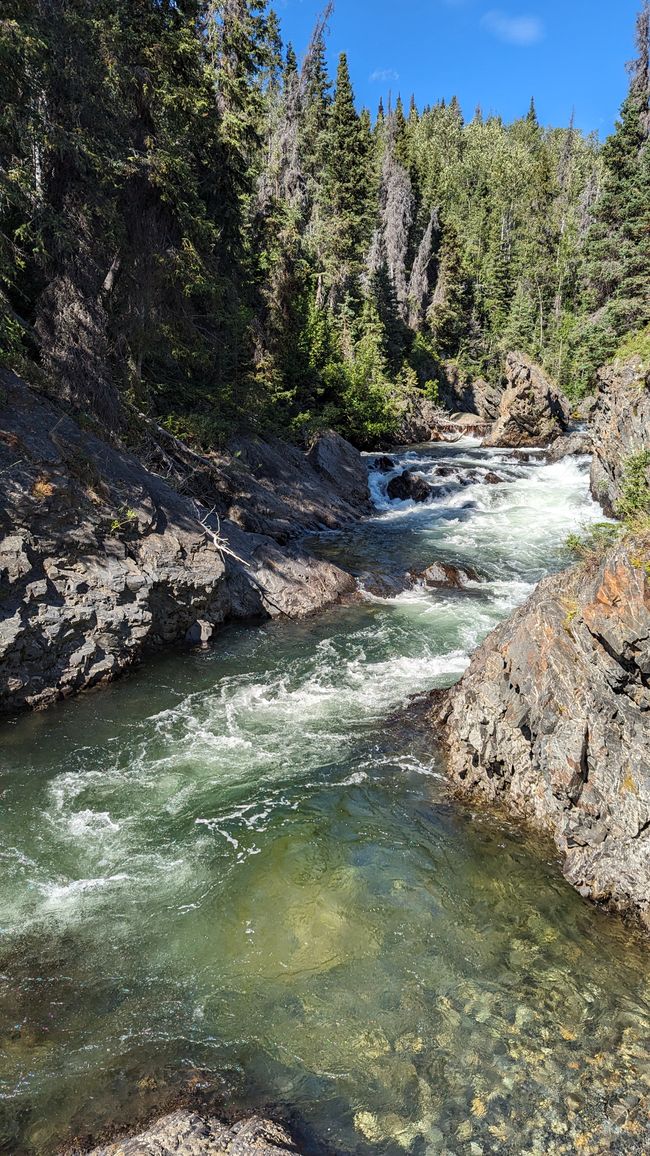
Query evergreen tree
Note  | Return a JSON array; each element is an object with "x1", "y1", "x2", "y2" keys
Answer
[{"x1": 322, "y1": 53, "x2": 372, "y2": 304}]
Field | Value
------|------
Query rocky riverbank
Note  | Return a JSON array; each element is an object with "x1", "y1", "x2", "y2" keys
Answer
[
  {"x1": 436, "y1": 353, "x2": 650, "y2": 925},
  {"x1": 0, "y1": 370, "x2": 370, "y2": 715},
  {"x1": 83, "y1": 1112, "x2": 301, "y2": 1156}
]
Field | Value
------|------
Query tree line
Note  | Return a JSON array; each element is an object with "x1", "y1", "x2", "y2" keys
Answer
[{"x1": 1, "y1": 1, "x2": 649, "y2": 447}]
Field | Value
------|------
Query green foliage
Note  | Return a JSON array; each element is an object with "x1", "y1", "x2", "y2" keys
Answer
[
  {"x1": 616, "y1": 451, "x2": 650, "y2": 523},
  {"x1": 566, "y1": 522, "x2": 623, "y2": 559},
  {"x1": 0, "y1": 1, "x2": 645, "y2": 446},
  {"x1": 614, "y1": 326, "x2": 650, "y2": 368}
]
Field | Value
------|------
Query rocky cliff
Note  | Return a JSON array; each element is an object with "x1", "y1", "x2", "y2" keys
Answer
[
  {"x1": 483, "y1": 352, "x2": 569, "y2": 448},
  {"x1": 437, "y1": 349, "x2": 650, "y2": 925},
  {"x1": 590, "y1": 354, "x2": 650, "y2": 514},
  {"x1": 0, "y1": 371, "x2": 368, "y2": 715},
  {"x1": 437, "y1": 539, "x2": 650, "y2": 924}
]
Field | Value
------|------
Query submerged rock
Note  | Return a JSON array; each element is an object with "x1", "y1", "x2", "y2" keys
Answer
[
  {"x1": 386, "y1": 470, "x2": 432, "y2": 503},
  {"x1": 436, "y1": 539, "x2": 650, "y2": 926},
  {"x1": 86, "y1": 1112, "x2": 301, "y2": 1156},
  {"x1": 484, "y1": 353, "x2": 569, "y2": 449}
]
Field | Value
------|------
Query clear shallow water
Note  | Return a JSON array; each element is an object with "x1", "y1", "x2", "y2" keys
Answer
[{"x1": 1, "y1": 442, "x2": 649, "y2": 1156}]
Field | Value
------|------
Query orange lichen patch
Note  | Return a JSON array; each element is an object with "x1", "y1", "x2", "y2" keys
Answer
[
  {"x1": 620, "y1": 771, "x2": 639, "y2": 795},
  {"x1": 32, "y1": 476, "x2": 56, "y2": 499},
  {"x1": 0, "y1": 429, "x2": 20, "y2": 449}
]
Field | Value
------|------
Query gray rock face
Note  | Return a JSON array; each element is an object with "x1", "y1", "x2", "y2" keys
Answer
[
  {"x1": 86, "y1": 1112, "x2": 300, "y2": 1156},
  {"x1": 469, "y1": 377, "x2": 502, "y2": 422},
  {"x1": 306, "y1": 430, "x2": 372, "y2": 510},
  {"x1": 484, "y1": 352, "x2": 569, "y2": 448},
  {"x1": 544, "y1": 429, "x2": 593, "y2": 463},
  {"x1": 437, "y1": 542, "x2": 650, "y2": 925},
  {"x1": 0, "y1": 373, "x2": 360, "y2": 715},
  {"x1": 589, "y1": 356, "x2": 650, "y2": 515}
]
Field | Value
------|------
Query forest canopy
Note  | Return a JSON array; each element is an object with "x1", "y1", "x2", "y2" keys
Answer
[{"x1": 1, "y1": 1, "x2": 649, "y2": 447}]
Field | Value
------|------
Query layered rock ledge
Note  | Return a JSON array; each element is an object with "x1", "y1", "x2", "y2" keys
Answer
[
  {"x1": 84, "y1": 1112, "x2": 301, "y2": 1156},
  {"x1": 436, "y1": 541, "x2": 650, "y2": 925},
  {"x1": 0, "y1": 372, "x2": 368, "y2": 715}
]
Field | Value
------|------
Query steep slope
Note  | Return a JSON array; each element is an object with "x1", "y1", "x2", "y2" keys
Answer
[{"x1": 0, "y1": 372, "x2": 366, "y2": 714}]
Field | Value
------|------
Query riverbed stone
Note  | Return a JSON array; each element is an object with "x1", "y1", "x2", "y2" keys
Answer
[{"x1": 387, "y1": 470, "x2": 432, "y2": 502}]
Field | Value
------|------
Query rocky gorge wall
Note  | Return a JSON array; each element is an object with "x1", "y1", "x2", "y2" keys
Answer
[
  {"x1": 437, "y1": 354, "x2": 650, "y2": 926},
  {"x1": 0, "y1": 371, "x2": 371, "y2": 715}
]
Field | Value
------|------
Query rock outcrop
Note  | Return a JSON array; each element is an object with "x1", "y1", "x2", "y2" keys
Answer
[
  {"x1": 469, "y1": 377, "x2": 502, "y2": 422},
  {"x1": 589, "y1": 355, "x2": 650, "y2": 515},
  {"x1": 544, "y1": 429, "x2": 593, "y2": 463},
  {"x1": 0, "y1": 373, "x2": 364, "y2": 715},
  {"x1": 86, "y1": 1112, "x2": 300, "y2": 1156},
  {"x1": 437, "y1": 541, "x2": 650, "y2": 925},
  {"x1": 392, "y1": 388, "x2": 443, "y2": 445},
  {"x1": 484, "y1": 353, "x2": 569, "y2": 448}
]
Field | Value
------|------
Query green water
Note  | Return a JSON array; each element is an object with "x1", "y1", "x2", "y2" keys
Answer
[{"x1": 1, "y1": 444, "x2": 649, "y2": 1155}]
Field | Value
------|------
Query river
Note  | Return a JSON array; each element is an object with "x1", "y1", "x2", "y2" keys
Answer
[{"x1": 1, "y1": 441, "x2": 649, "y2": 1155}]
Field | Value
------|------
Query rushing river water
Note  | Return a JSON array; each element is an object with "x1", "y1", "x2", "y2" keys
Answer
[{"x1": 1, "y1": 441, "x2": 650, "y2": 1156}]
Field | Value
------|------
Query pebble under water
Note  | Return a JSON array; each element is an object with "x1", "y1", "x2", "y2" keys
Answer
[{"x1": 1, "y1": 441, "x2": 649, "y2": 1156}]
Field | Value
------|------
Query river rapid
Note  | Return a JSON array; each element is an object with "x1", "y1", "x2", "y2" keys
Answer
[{"x1": 1, "y1": 440, "x2": 650, "y2": 1156}]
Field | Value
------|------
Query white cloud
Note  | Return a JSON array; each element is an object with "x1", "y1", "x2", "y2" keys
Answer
[
  {"x1": 369, "y1": 68, "x2": 400, "y2": 83},
  {"x1": 482, "y1": 10, "x2": 544, "y2": 46}
]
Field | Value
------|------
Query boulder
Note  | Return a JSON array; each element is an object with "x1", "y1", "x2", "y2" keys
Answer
[
  {"x1": 483, "y1": 471, "x2": 503, "y2": 484},
  {"x1": 484, "y1": 352, "x2": 569, "y2": 448},
  {"x1": 87, "y1": 1112, "x2": 301, "y2": 1156},
  {"x1": 589, "y1": 355, "x2": 650, "y2": 515},
  {"x1": 416, "y1": 562, "x2": 481, "y2": 589},
  {"x1": 386, "y1": 470, "x2": 432, "y2": 502},
  {"x1": 372, "y1": 455, "x2": 396, "y2": 472},
  {"x1": 436, "y1": 540, "x2": 650, "y2": 926}
]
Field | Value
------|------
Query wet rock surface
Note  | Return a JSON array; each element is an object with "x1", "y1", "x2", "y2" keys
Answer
[
  {"x1": 437, "y1": 540, "x2": 650, "y2": 925},
  {"x1": 484, "y1": 352, "x2": 569, "y2": 448},
  {"x1": 0, "y1": 373, "x2": 361, "y2": 714},
  {"x1": 386, "y1": 470, "x2": 432, "y2": 502},
  {"x1": 416, "y1": 562, "x2": 481, "y2": 589},
  {"x1": 589, "y1": 355, "x2": 650, "y2": 515},
  {"x1": 85, "y1": 1113, "x2": 300, "y2": 1156},
  {"x1": 544, "y1": 429, "x2": 593, "y2": 463}
]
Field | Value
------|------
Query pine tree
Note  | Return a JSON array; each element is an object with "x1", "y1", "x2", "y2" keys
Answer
[
  {"x1": 323, "y1": 53, "x2": 372, "y2": 305},
  {"x1": 575, "y1": 1, "x2": 650, "y2": 384}
]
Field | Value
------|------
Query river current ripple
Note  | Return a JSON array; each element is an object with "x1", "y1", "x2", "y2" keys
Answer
[{"x1": 1, "y1": 440, "x2": 649, "y2": 1156}]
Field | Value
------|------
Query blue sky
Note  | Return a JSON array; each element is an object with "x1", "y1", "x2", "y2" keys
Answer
[{"x1": 274, "y1": 0, "x2": 642, "y2": 137}]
